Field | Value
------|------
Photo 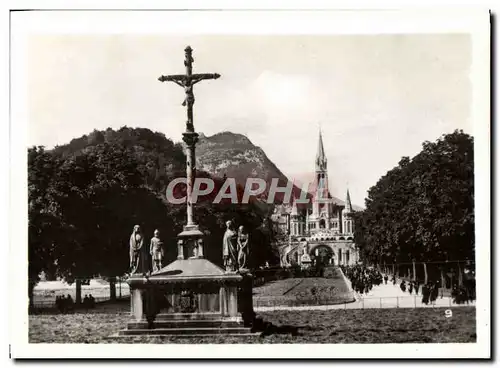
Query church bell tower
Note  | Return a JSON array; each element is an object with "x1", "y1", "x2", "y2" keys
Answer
[
  {"x1": 312, "y1": 129, "x2": 331, "y2": 226},
  {"x1": 343, "y1": 188, "x2": 354, "y2": 235}
]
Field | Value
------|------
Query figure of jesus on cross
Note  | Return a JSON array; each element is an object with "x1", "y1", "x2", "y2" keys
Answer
[{"x1": 158, "y1": 46, "x2": 220, "y2": 133}]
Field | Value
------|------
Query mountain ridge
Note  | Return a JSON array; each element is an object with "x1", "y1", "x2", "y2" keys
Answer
[
  {"x1": 196, "y1": 131, "x2": 362, "y2": 210},
  {"x1": 196, "y1": 131, "x2": 305, "y2": 203},
  {"x1": 44, "y1": 127, "x2": 361, "y2": 209}
]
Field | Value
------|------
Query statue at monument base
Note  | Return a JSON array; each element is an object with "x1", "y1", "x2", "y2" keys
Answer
[
  {"x1": 223, "y1": 220, "x2": 238, "y2": 273},
  {"x1": 129, "y1": 225, "x2": 148, "y2": 275},
  {"x1": 149, "y1": 229, "x2": 164, "y2": 273},
  {"x1": 237, "y1": 225, "x2": 249, "y2": 272}
]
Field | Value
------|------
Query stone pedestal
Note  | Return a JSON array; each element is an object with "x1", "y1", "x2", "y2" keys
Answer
[
  {"x1": 176, "y1": 225, "x2": 204, "y2": 260},
  {"x1": 119, "y1": 258, "x2": 255, "y2": 337}
]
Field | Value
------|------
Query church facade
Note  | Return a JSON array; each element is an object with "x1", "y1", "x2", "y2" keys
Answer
[{"x1": 271, "y1": 131, "x2": 360, "y2": 267}]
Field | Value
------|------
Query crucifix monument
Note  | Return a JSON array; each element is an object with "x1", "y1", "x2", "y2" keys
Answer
[
  {"x1": 158, "y1": 46, "x2": 220, "y2": 252},
  {"x1": 118, "y1": 46, "x2": 254, "y2": 338}
]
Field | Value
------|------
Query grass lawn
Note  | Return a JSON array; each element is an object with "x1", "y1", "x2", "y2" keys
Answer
[
  {"x1": 253, "y1": 268, "x2": 354, "y2": 307},
  {"x1": 29, "y1": 302, "x2": 475, "y2": 344}
]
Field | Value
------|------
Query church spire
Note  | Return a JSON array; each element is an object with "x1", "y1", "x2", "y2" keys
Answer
[
  {"x1": 316, "y1": 129, "x2": 327, "y2": 171},
  {"x1": 345, "y1": 188, "x2": 353, "y2": 213}
]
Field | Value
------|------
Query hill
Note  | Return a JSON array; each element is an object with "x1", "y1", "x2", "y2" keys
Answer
[{"x1": 51, "y1": 127, "x2": 186, "y2": 193}]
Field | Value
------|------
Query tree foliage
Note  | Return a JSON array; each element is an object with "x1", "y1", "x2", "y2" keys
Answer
[{"x1": 353, "y1": 130, "x2": 474, "y2": 267}]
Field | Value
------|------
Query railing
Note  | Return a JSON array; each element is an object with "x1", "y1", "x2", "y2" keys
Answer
[
  {"x1": 351, "y1": 294, "x2": 475, "y2": 309},
  {"x1": 33, "y1": 294, "x2": 130, "y2": 309},
  {"x1": 254, "y1": 294, "x2": 476, "y2": 310}
]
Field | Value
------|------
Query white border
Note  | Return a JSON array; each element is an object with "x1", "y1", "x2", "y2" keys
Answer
[{"x1": 8, "y1": 5, "x2": 491, "y2": 360}]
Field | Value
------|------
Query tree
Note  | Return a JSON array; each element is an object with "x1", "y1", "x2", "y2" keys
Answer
[
  {"x1": 28, "y1": 141, "x2": 179, "y2": 304},
  {"x1": 353, "y1": 130, "x2": 474, "y2": 277},
  {"x1": 28, "y1": 147, "x2": 66, "y2": 307}
]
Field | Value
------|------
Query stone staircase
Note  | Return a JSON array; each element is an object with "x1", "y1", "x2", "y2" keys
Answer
[{"x1": 115, "y1": 313, "x2": 256, "y2": 338}]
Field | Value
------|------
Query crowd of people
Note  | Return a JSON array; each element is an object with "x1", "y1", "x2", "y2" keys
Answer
[
  {"x1": 55, "y1": 294, "x2": 74, "y2": 313},
  {"x1": 398, "y1": 279, "x2": 422, "y2": 296},
  {"x1": 397, "y1": 277, "x2": 475, "y2": 305},
  {"x1": 340, "y1": 265, "x2": 472, "y2": 306},
  {"x1": 83, "y1": 294, "x2": 96, "y2": 309},
  {"x1": 55, "y1": 293, "x2": 96, "y2": 313},
  {"x1": 451, "y1": 282, "x2": 476, "y2": 305},
  {"x1": 398, "y1": 279, "x2": 440, "y2": 305},
  {"x1": 340, "y1": 265, "x2": 383, "y2": 295}
]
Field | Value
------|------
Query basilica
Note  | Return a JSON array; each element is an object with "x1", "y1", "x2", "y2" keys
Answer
[{"x1": 272, "y1": 130, "x2": 360, "y2": 267}]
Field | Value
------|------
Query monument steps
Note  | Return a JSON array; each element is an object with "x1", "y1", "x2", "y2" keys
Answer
[
  {"x1": 118, "y1": 326, "x2": 253, "y2": 336},
  {"x1": 127, "y1": 319, "x2": 244, "y2": 329},
  {"x1": 107, "y1": 332, "x2": 260, "y2": 340}
]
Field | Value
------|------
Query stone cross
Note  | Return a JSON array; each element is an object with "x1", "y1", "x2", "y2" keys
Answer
[
  {"x1": 158, "y1": 46, "x2": 220, "y2": 134},
  {"x1": 158, "y1": 46, "x2": 220, "y2": 228}
]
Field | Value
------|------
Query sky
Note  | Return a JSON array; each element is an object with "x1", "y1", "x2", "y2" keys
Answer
[{"x1": 27, "y1": 34, "x2": 472, "y2": 207}]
